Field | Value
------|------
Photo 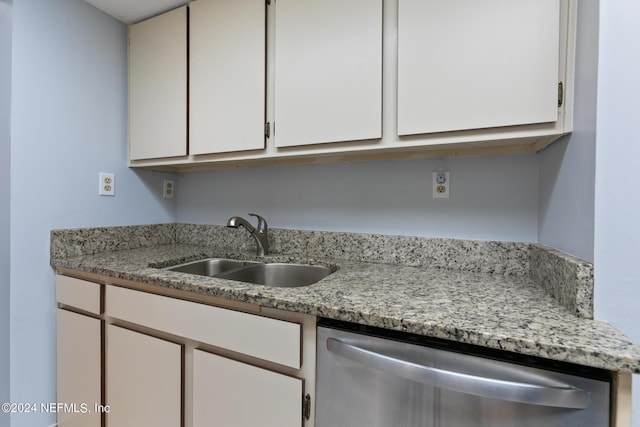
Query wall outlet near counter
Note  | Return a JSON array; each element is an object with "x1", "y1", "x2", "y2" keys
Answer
[
  {"x1": 432, "y1": 170, "x2": 450, "y2": 199},
  {"x1": 163, "y1": 179, "x2": 174, "y2": 199},
  {"x1": 99, "y1": 172, "x2": 115, "y2": 196}
]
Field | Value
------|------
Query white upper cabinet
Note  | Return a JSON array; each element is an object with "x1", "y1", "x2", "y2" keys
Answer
[
  {"x1": 190, "y1": 0, "x2": 266, "y2": 154},
  {"x1": 129, "y1": 6, "x2": 187, "y2": 160},
  {"x1": 397, "y1": 0, "x2": 561, "y2": 136},
  {"x1": 274, "y1": 0, "x2": 383, "y2": 148},
  {"x1": 127, "y1": 0, "x2": 574, "y2": 170}
]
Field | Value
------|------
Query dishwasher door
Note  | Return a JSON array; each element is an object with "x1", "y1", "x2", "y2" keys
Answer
[{"x1": 316, "y1": 324, "x2": 610, "y2": 427}]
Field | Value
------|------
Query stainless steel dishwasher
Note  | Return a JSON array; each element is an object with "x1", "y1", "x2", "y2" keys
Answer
[{"x1": 316, "y1": 319, "x2": 611, "y2": 427}]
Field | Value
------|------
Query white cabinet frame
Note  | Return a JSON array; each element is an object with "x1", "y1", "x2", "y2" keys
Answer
[
  {"x1": 128, "y1": 0, "x2": 576, "y2": 176},
  {"x1": 274, "y1": 0, "x2": 383, "y2": 147},
  {"x1": 190, "y1": 0, "x2": 266, "y2": 154},
  {"x1": 193, "y1": 350, "x2": 303, "y2": 427},
  {"x1": 129, "y1": 6, "x2": 187, "y2": 160},
  {"x1": 397, "y1": 0, "x2": 561, "y2": 136}
]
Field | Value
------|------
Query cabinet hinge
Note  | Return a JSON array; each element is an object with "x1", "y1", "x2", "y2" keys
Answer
[
  {"x1": 264, "y1": 122, "x2": 271, "y2": 138},
  {"x1": 558, "y1": 81, "x2": 564, "y2": 108},
  {"x1": 303, "y1": 394, "x2": 311, "y2": 421}
]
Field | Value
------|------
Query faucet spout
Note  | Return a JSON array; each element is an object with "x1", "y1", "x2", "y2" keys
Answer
[
  {"x1": 226, "y1": 216, "x2": 255, "y2": 232},
  {"x1": 226, "y1": 214, "x2": 269, "y2": 256}
]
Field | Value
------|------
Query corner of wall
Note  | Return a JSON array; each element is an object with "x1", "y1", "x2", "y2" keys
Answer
[
  {"x1": 0, "y1": 1, "x2": 11, "y2": 424},
  {"x1": 537, "y1": 0, "x2": 598, "y2": 263}
]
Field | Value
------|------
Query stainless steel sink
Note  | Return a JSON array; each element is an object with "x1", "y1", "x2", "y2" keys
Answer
[
  {"x1": 166, "y1": 258, "x2": 334, "y2": 287},
  {"x1": 167, "y1": 258, "x2": 260, "y2": 276},
  {"x1": 216, "y1": 263, "x2": 333, "y2": 288}
]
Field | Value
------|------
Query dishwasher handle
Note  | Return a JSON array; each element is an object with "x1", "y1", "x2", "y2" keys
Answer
[{"x1": 326, "y1": 338, "x2": 589, "y2": 409}]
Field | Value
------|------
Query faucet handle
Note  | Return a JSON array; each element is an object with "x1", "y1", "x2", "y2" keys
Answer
[{"x1": 248, "y1": 213, "x2": 268, "y2": 233}]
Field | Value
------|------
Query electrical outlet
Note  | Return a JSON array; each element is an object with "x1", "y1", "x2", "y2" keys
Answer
[
  {"x1": 99, "y1": 172, "x2": 115, "y2": 196},
  {"x1": 432, "y1": 171, "x2": 450, "y2": 199},
  {"x1": 163, "y1": 179, "x2": 174, "y2": 199}
]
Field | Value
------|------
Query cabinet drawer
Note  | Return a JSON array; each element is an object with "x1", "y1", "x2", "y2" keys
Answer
[
  {"x1": 56, "y1": 275, "x2": 101, "y2": 315},
  {"x1": 105, "y1": 286, "x2": 301, "y2": 369}
]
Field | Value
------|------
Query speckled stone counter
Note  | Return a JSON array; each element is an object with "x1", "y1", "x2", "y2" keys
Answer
[
  {"x1": 51, "y1": 224, "x2": 594, "y2": 318},
  {"x1": 50, "y1": 235, "x2": 640, "y2": 374}
]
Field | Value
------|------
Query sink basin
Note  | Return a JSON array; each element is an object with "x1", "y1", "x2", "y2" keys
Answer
[
  {"x1": 216, "y1": 263, "x2": 333, "y2": 287},
  {"x1": 167, "y1": 258, "x2": 260, "y2": 276},
  {"x1": 167, "y1": 258, "x2": 334, "y2": 288}
]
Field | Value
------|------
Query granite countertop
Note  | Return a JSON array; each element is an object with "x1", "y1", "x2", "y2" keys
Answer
[{"x1": 51, "y1": 242, "x2": 640, "y2": 374}]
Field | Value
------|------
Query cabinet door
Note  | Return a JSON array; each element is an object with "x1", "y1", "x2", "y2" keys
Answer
[
  {"x1": 274, "y1": 0, "x2": 382, "y2": 147},
  {"x1": 397, "y1": 0, "x2": 560, "y2": 136},
  {"x1": 129, "y1": 6, "x2": 187, "y2": 160},
  {"x1": 190, "y1": 0, "x2": 266, "y2": 154},
  {"x1": 193, "y1": 349, "x2": 303, "y2": 427},
  {"x1": 106, "y1": 325, "x2": 182, "y2": 427},
  {"x1": 56, "y1": 309, "x2": 101, "y2": 427}
]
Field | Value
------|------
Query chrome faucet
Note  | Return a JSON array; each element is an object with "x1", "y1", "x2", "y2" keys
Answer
[{"x1": 226, "y1": 213, "x2": 269, "y2": 256}]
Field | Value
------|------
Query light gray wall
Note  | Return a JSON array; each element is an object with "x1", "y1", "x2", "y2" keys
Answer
[
  {"x1": 0, "y1": 2, "x2": 11, "y2": 426},
  {"x1": 177, "y1": 155, "x2": 539, "y2": 242},
  {"x1": 537, "y1": 0, "x2": 599, "y2": 263},
  {"x1": 9, "y1": 0, "x2": 176, "y2": 425},
  {"x1": 594, "y1": 0, "x2": 640, "y2": 424}
]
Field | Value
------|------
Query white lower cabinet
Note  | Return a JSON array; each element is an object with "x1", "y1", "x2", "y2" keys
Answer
[
  {"x1": 105, "y1": 325, "x2": 182, "y2": 427},
  {"x1": 56, "y1": 274, "x2": 314, "y2": 427},
  {"x1": 193, "y1": 349, "x2": 303, "y2": 427},
  {"x1": 55, "y1": 275, "x2": 102, "y2": 427},
  {"x1": 56, "y1": 309, "x2": 101, "y2": 427}
]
